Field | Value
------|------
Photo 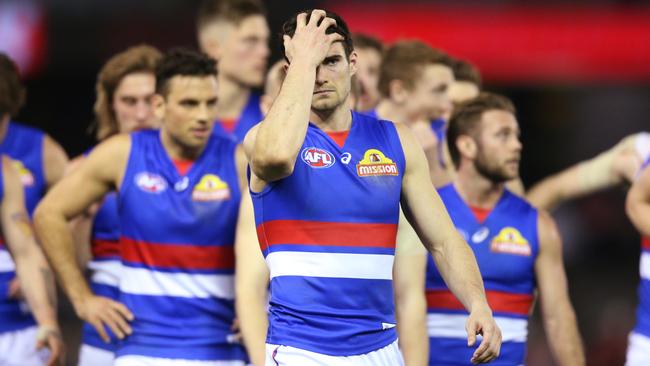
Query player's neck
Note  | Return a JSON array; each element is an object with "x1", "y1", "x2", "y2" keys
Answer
[
  {"x1": 216, "y1": 74, "x2": 251, "y2": 120},
  {"x1": 375, "y1": 100, "x2": 418, "y2": 125},
  {"x1": 159, "y1": 129, "x2": 205, "y2": 162},
  {"x1": 454, "y1": 165, "x2": 504, "y2": 209},
  {"x1": 311, "y1": 104, "x2": 352, "y2": 132}
]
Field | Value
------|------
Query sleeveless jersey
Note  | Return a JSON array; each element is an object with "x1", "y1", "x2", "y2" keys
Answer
[
  {"x1": 212, "y1": 92, "x2": 264, "y2": 142},
  {"x1": 116, "y1": 130, "x2": 245, "y2": 361},
  {"x1": 426, "y1": 184, "x2": 539, "y2": 365},
  {"x1": 0, "y1": 122, "x2": 46, "y2": 334},
  {"x1": 251, "y1": 111, "x2": 405, "y2": 356},
  {"x1": 82, "y1": 188, "x2": 121, "y2": 351},
  {"x1": 635, "y1": 156, "x2": 650, "y2": 338}
]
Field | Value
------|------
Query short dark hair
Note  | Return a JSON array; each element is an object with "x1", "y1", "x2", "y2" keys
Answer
[
  {"x1": 451, "y1": 58, "x2": 482, "y2": 88},
  {"x1": 447, "y1": 92, "x2": 516, "y2": 167},
  {"x1": 0, "y1": 53, "x2": 26, "y2": 117},
  {"x1": 197, "y1": 0, "x2": 266, "y2": 31},
  {"x1": 352, "y1": 33, "x2": 383, "y2": 54},
  {"x1": 156, "y1": 48, "x2": 217, "y2": 96},
  {"x1": 280, "y1": 9, "x2": 354, "y2": 60},
  {"x1": 379, "y1": 41, "x2": 452, "y2": 97}
]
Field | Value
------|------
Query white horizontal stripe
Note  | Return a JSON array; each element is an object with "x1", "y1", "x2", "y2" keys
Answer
[
  {"x1": 266, "y1": 251, "x2": 394, "y2": 280},
  {"x1": 119, "y1": 266, "x2": 234, "y2": 299},
  {"x1": 0, "y1": 250, "x2": 16, "y2": 272},
  {"x1": 641, "y1": 252, "x2": 650, "y2": 280},
  {"x1": 89, "y1": 260, "x2": 121, "y2": 287},
  {"x1": 427, "y1": 313, "x2": 528, "y2": 342}
]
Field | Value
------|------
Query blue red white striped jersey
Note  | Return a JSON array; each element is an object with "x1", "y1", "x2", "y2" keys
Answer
[
  {"x1": 0, "y1": 122, "x2": 46, "y2": 334},
  {"x1": 212, "y1": 92, "x2": 263, "y2": 142},
  {"x1": 0, "y1": 121, "x2": 47, "y2": 215},
  {"x1": 635, "y1": 156, "x2": 650, "y2": 338},
  {"x1": 426, "y1": 184, "x2": 539, "y2": 365},
  {"x1": 251, "y1": 111, "x2": 405, "y2": 356},
  {"x1": 116, "y1": 129, "x2": 245, "y2": 361},
  {"x1": 82, "y1": 191, "x2": 121, "y2": 351}
]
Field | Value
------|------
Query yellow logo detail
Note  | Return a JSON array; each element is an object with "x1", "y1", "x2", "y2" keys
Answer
[
  {"x1": 356, "y1": 149, "x2": 398, "y2": 177},
  {"x1": 490, "y1": 227, "x2": 531, "y2": 256},
  {"x1": 12, "y1": 160, "x2": 34, "y2": 187},
  {"x1": 192, "y1": 174, "x2": 230, "y2": 201}
]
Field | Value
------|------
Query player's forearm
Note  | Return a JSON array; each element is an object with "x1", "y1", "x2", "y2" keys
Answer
[
  {"x1": 236, "y1": 287, "x2": 268, "y2": 366},
  {"x1": 544, "y1": 304, "x2": 585, "y2": 366},
  {"x1": 433, "y1": 233, "x2": 488, "y2": 312},
  {"x1": 12, "y1": 245, "x2": 58, "y2": 327},
  {"x1": 252, "y1": 60, "x2": 316, "y2": 180},
  {"x1": 396, "y1": 293, "x2": 429, "y2": 366},
  {"x1": 34, "y1": 206, "x2": 93, "y2": 310}
]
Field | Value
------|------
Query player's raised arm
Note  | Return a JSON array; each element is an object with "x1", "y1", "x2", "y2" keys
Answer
[
  {"x1": 250, "y1": 10, "x2": 343, "y2": 183},
  {"x1": 535, "y1": 211, "x2": 585, "y2": 365},
  {"x1": 396, "y1": 123, "x2": 501, "y2": 364},
  {"x1": 33, "y1": 135, "x2": 133, "y2": 343},
  {"x1": 1, "y1": 157, "x2": 64, "y2": 365},
  {"x1": 627, "y1": 162, "x2": 650, "y2": 237}
]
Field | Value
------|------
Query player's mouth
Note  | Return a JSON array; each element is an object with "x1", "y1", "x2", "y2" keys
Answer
[
  {"x1": 314, "y1": 89, "x2": 335, "y2": 95},
  {"x1": 190, "y1": 127, "x2": 210, "y2": 138}
]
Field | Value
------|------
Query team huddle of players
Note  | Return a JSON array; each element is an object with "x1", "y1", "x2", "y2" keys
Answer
[{"x1": 1, "y1": 1, "x2": 649, "y2": 366}]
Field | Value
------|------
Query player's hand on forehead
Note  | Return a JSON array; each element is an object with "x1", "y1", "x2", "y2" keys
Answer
[{"x1": 283, "y1": 9, "x2": 344, "y2": 67}]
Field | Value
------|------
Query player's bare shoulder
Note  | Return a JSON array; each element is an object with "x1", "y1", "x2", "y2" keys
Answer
[
  {"x1": 242, "y1": 124, "x2": 261, "y2": 160},
  {"x1": 82, "y1": 133, "x2": 133, "y2": 188}
]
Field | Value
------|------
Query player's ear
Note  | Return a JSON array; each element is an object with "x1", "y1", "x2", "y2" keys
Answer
[
  {"x1": 456, "y1": 135, "x2": 477, "y2": 161},
  {"x1": 389, "y1": 79, "x2": 407, "y2": 104},
  {"x1": 152, "y1": 93, "x2": 166, "y2": 120},
  {"x1": 348, "y1": 51, "x2": 358, "y2": 76}
]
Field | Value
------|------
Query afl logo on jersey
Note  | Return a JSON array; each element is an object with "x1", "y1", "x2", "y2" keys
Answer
[
  {"x1": 135, "y1": 172, "x2": 167, "y2": 194},
  {"x1": 490, "y1": 227, "x2": 532, "y2": 256},
  {"x1": 357, "y1": 149, "x2": 398, "y2": 177},
  {"x1": 301, "y1": 147, "x2": 335, "y2": 168}
]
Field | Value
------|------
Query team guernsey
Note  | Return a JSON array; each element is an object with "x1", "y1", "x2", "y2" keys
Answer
[
  {"x1": 251, "y1": 111, "x2": 405, "y2": 356},
  {"x1": 0, "y1": 121, "x2": 47, "y2": 335},
  {"x1": 116, "y1": 129, "x2": 245, "y2": 361},
  {"x1": 426, "y1": 184, "x2": 539, "y2": 365},
  {"x1": 81, "y1": 191, "x2": 121, "y2": 352},
  {"x1": 212, "y1": 92, "x2": 264, "y2": 142}
]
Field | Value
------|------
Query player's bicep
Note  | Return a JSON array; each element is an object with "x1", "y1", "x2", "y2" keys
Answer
[{"x1": 396, "y1": 124, "x2": 457, "y2": 251}]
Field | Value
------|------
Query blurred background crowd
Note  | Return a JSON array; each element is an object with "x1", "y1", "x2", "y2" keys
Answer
[{"x1": 2, "y1": 0, "x2": 650, "y2": 364}]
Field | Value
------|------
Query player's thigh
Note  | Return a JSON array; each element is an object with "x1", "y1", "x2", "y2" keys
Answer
[{"x1": 0, "y1": 326, "x2": 49, "y2": 366}]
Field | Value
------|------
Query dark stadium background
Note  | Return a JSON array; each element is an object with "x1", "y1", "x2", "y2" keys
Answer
[{"x1": 2, "y1": 0, "x2": 650, "y2": 364}]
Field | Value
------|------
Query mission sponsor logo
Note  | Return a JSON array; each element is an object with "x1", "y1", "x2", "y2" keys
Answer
[
  {"x1": 490, "y1": 227, "x2": 532, "y2": 256},
  {"x1": 192, "y1": 174, "x2": 231, "y2": 201},
  {"x1": 135, "y1": 172, "x2": 167, "y2": 194},
  {"x1": 301, "y1": 147, "x2": 335, "y2": 168},
  {"x1": 12, "y1": 160, "x2": 34, "y2": 187},
  {"x1": 356, "y1": 149, "x2": 398, "y2": 177}
]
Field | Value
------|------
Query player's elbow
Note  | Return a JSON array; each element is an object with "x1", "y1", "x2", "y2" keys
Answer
[{"x1": 250, "y1": 153, "x2": 295, "y2": 182}]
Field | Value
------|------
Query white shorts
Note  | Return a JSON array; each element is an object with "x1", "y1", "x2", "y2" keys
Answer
[
  {"x1": 626, "y1": 332, "x2": 650, "y2": 366},
  {"x1": 114, "y1": 355, "x2": 246, "y2": 366},
  {"x1": 78, "y1": 344, "x2": 115, "y2": 366},
  {"x1": 265, "y1": 340, "x2": 404, "y2": 366},
  {"x1": 0, "y1": 326, "x2": 50, "y2": 366}
]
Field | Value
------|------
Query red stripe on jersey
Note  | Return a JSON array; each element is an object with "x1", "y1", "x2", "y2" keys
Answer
[
  {"x1": 121, "y1": 237, "x2": 234, "y2": 270},
  {"x1": 642, "y1": 237, "x2": 650, "y2": 251},
  {"x1": 256, "y1": 220, "x2": 397, "y2": 251},
  {"x1": 91, "y1": 239, "x2": 120, "y2": 259},
  {"x1": 426, "y1": 289, "x2": 533, "y2": 316}
]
